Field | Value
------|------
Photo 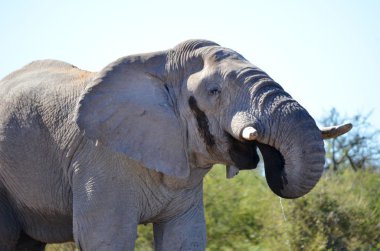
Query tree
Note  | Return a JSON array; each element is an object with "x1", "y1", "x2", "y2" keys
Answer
[{"x1": 320, "y1": 108, "x2": 380, "y2": 171}]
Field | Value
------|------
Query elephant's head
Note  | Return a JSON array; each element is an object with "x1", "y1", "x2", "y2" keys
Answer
[{"x1": 75, "y1": 39, "x2": 351, "y2": 198}]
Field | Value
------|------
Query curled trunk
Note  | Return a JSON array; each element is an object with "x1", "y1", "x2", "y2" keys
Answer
[{"x1": 229, "y1": 78, "x2": 325, "y2": 198}]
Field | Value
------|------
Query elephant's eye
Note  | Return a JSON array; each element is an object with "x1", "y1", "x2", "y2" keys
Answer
[{"x1": 208, "y1": 87, "x2": 221, "y2": 96}]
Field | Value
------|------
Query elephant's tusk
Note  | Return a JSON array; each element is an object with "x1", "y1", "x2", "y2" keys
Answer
[
  {"x1": 320, "y1": 123, "x2": 353, "y2": 139},
  {"x1": 241, "y1": 126, "x2": 258, "y2": 141},
  {"x1": 226, "y1": 165, "x2": 239, "y2": 179}
]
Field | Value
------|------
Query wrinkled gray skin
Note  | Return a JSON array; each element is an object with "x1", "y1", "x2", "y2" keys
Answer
[{"x1": 0, "y1": 40, "x2": 325, "y2": 250}]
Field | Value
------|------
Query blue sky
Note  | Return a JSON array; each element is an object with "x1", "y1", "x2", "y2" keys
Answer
[{"x1": 1, "y1": 0, "x2": 379, "y2": 131}]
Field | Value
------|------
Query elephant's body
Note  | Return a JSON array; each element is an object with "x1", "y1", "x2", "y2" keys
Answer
[
  {"x1": 0, "y1": 60, "x2": 207, "y2": 250},
  {"x1": 0, "y1": 40, "x2": 336, "y2": 250}
]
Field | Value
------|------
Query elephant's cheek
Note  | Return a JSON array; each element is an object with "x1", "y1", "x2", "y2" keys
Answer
[{"x1": 188, "y1": 96, "x2": 216, "y2": 152}]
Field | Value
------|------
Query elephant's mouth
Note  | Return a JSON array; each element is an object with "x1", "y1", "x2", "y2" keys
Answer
[
  {"x1": 227, "y1": 133, "x2": 288, "y2": 194},
  {"x1": 226, "y1": 133, "x2": 260, "y2": 170}
]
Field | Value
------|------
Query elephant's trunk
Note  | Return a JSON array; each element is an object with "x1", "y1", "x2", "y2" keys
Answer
[{"x1": 229, "y1": 77, "x2": 325, "y2": 199}]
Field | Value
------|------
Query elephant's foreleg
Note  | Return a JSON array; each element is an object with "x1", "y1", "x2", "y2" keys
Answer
[
  {"x1": 153, "y1": 201, "x2": 206, "y2": 251},
  {"x1": 72, "y1": 170, "x2": 140, "y2": 251},
  {"x1": 73, "y1": 210, "x2": 139, "y2": 251}
]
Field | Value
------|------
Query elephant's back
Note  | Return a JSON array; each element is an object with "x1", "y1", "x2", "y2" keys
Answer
[
  {"x1": 0, "y1": 59, "x2": 94, "y2": 130},
  {"x1": 0, "y1": 60, "x2": 93, "y2": 96},
  {"x1": 0, "y1": 59, "x2": 93, "y2": 147}
]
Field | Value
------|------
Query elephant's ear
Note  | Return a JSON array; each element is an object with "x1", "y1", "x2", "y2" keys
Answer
[{"x1": 75, "y1": 52, "x2": 189, "y2": 178}]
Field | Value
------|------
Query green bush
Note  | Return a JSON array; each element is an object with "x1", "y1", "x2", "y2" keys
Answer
[
  {"x1": 285, "y1": 170, "x2": 380, "y2": 251},
  {"x1": 204, "y1": 165, "x2": 288, "y2": 251},
  {"x1": 45, "y1": 243, "x2": 78, "y2": 251},
  {"x1": 203, "y1": 166, "x2": 380, "y2": 251}
]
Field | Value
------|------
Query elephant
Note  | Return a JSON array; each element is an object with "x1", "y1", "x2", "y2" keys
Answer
[{"x1": 0, "y1": 39, "x2": 351, "y2": 250}]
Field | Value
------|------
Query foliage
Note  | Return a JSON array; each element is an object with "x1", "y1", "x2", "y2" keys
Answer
[
  {"x1": 287, "y1": 170, "x2": 380, "y2": 250},
  {"x1": 204, "y1": 165, "x2": 269, "y2": 250},
  {"x1": 135, "y1": 223, "x2": 154, "y2": 250},
  {"x1": 45, "y1": 243, "x2": 78, "y2": 251},
  {"x1": 204, "y1": 166, "x2": 380, "y2": 251},
  {"x1": 320, "y1": 108, "x2": 380, "y2": 171},
  {"x1": 45, "y1": 166, "x2": 379, "y2": 251}
]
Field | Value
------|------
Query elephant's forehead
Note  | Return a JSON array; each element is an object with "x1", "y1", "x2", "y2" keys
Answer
[
  {"x1": 209, "y1": 59, "x2": 254, "y2": 80},
  {"x1": 205, "y1": 47, "x2": 245, "y2": 63}
]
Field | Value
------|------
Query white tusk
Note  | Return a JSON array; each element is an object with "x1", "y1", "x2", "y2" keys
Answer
[
  {"x1": 241, "y1": 126, "x2": 258, "y2": 141},
  {"x1": 226, "y1": 165, "x2": 239, "y2": 179},
  {"x1": 320, "y1": 123, "x2": 353, "y2": 139}
]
